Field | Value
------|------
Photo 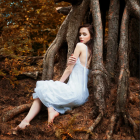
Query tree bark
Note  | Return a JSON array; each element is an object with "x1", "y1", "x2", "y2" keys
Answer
[
  {"x1": 42, "y1": 11, "x2": 71, "y2": 80},
  {"x1": 116, "y1": 5, "x2": 130, "y2": 114},
  {"x1": 106, "y1": 4, "x2": 139, "y2": 139},
  {"x1": 56, "y1": 6, "x2": 72, "y2": 15},
  {"x1": 1, "y1": 103, "x2": 32, "y2": 122},
  {"x1": 90, "y1": 0, "x2": 109, "y2": 113},
  {"x1": 126, "y1": 0, "x2": 140, "y2": 19},
  {"x1": 106, "y1": 0, "x2": 120, "y2": 79}
]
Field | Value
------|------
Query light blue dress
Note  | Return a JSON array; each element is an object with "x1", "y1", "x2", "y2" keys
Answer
[{"x1": 33, "y1": 45, "x2": 89, "y2": 114}]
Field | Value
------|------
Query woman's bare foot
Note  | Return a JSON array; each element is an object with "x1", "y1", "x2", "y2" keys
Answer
[
  {"x1": 13, "y1": 120, "x2": 30, "y2": 130},
  {"x1": 48, "y1": 107, "x2": 59, "y2": 126}
]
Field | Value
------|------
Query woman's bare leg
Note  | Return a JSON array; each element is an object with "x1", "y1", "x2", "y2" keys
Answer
[
  {"x1": 15, "y1": 98, "x2": 42, "y2": 129},
  {"x1": 47, "y1": 107, "x2": 59, "y2": 125}
]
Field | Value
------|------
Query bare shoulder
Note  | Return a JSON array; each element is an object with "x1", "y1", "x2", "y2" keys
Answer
[{"x1": 76, "y1": 43, "x2": 87, "y2": 50}]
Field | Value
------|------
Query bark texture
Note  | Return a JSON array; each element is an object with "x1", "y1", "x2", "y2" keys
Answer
[
  {"x1": 56, "y1": 6, "x2": 72, "y2": 15},
  {"x1": 126, "y1": 0, "x2": 140, "y2": 19},
  {"x1": 106, "y1": 0, "x2": 120, "y2": 79},
  {"x1": 42, "y1": 11, "x2": 70, "y2": 80},
  {"x1": 90, "y1": 0, "x2": 109, "y2": 113},
  {"x1": 1, "y1": 103, "x2": 32, "y2": 122},
  {"x1": 116, "y1": 5, "x2": 130, "y2": 114},
  {"x1": 106, "y1": 4, "x2": 139, "y2": 139}
]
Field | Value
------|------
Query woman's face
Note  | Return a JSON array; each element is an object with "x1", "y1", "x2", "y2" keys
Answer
[{"x1": 79, "y1": 27, "x2": 91, "y2": 44}]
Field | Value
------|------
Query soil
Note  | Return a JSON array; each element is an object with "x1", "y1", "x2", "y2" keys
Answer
[{"x1": 0, "y1": 70, "x2": 139, "y2": 139}]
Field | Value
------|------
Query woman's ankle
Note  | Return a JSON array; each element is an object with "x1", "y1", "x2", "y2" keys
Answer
[{"x1": 22, "y1": 119, "x2": 30, "y2": 124}]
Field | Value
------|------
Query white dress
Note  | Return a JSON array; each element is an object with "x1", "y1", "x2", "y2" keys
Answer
[{"x1": 33, "y1": 45, "x2": 89, "y2": 114}]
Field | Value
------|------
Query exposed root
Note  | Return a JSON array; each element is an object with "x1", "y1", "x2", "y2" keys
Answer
[
  {"x1": 106, "y1": 112, "x2": 139, "y2": 140},
  {"x1": 106, "y1": 114, "x2": 117, "y2": 140},
  {"x1": 85, "y1": 113, "x2": 103, "y2": 139},
  {"x1": 127, "y1": 114, "x2": 139, "y2": 139},
  {"x1": 1, "y1": 103, "x2": 32, "y2": 122}
]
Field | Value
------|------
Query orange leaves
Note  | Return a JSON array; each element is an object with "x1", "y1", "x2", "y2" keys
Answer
[
  {"x1": 0, "y1": 0, "x2": 70, "y2": 86},
  {"x1": 0, "y1": 56, "x2": 43, "y2": 88},
  {"x1": 55, "y1": 114, "x2": 81, "y2": 139}
]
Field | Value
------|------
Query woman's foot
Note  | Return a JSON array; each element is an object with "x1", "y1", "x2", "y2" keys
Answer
[
  {"x1": 48, "y1": 107, "x2": 59, "y2": 126},
  {"x1": 13, "y1": 120, "x2": 30, "y2": 130}
]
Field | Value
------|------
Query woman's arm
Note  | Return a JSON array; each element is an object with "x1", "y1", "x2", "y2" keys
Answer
[{"x1": 59, "y1": 43, "x2": 82, "y2": 82}]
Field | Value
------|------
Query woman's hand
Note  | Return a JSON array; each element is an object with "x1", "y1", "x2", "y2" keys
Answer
[{"x1": 67, "y1": 54, "x2": 77, "y2": 66}]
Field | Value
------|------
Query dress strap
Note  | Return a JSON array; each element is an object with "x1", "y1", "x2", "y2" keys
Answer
[{"x1": 84, "y1": 45, "x2": 88, "y2": 91}]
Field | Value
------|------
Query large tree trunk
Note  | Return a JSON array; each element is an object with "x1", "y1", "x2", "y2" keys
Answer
[{"x1": 105, "y1": 0, "x2": 120, "y2": 80}]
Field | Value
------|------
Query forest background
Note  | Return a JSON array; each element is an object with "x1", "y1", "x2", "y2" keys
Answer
[
  {"x1": 0, "y1": 0, "x2": 70, "y2": 87},
  {"x1": 0, "y1": 0, "x2": 139, "y2": 139}
]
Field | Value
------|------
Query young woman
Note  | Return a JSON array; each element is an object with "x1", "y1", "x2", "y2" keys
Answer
[{"x1": 14, "y1": 24, "x2": 94, "y2": 129}]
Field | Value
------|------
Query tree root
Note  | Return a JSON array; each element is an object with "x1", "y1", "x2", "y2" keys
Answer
[
  {"x1": 127, "y1": 113, "x2": 138, "y2": 138},
  {"x1": 106, "y1": 112, "x2": 138, "y2": 139},
  {"x1": 17, "y1": 71, "x2": 39, "y2": 79},
  {"x1": 85, "y1": 113, "x2": 103, "y2": 139},
  {"x1": 106, "y1": 114, "x2": 117, "y2": 140},
  {"x1": 1, "y1": 103, "x2": 32, "y2": 122}
]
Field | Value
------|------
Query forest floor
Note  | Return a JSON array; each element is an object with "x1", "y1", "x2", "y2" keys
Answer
[{"x1": 0, "y1": 64, "x2": 140, "y2": 139}]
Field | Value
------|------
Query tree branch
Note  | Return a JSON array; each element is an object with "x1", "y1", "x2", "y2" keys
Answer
[
  {"x1": 56, "y1": 6, "x2": 72, "y2": 15},
  {"x1": 126, "y1": 0, "x2": 140, "y2": 19}
]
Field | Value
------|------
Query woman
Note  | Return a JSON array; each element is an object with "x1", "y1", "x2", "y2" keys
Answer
[{"x1": 14, "y1": 24, "x2": 94, "y2": 129}]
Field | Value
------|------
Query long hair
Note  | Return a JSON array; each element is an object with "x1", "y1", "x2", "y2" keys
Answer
[{"x1": 75, "y1": 24, "x2": 94, "y2": 58}]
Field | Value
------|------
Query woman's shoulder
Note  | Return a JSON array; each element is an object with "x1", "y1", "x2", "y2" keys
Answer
[{"x1": 76, "y1": 43, "x2": 87, "y2": 49}]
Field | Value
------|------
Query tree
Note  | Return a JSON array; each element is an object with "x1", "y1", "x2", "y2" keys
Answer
[
  {"x1": 42, "y1": 0, "x2": 140, "y2": 139},
  {"x1": 1, "y1": 0, "x2": 139, "y2": 139}
]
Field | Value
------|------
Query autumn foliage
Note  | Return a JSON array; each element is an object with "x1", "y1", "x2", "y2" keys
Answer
[{"x1": 0, "y1": 0, "x2": 70, "y2": 86}]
